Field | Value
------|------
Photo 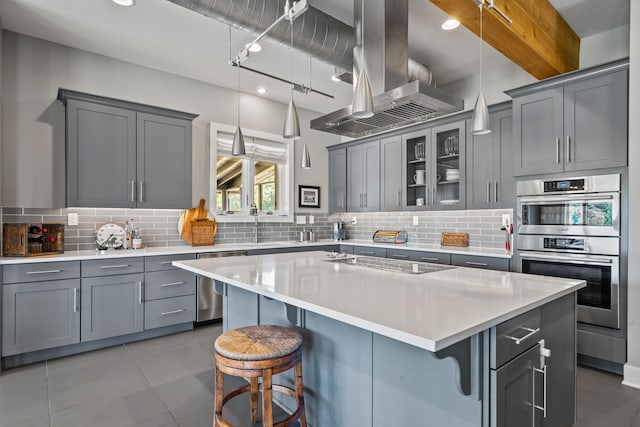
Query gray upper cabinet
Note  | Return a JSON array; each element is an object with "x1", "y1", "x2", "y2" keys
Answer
[
  {"x1": 511, "y1": 65, "x2": 628, "y2": 176},
  {"x1": 467, "y1": 107, "x2": 514, "y2": 209},
  {"x1": 347, "y1": 140, "x2": 380, "y2": 212},
  {"x1": 380, "y1": 136, "x2": 402, "y2": 211},
  {"x1": 58, "y1": 89, "x2": 197, "y2": 208},
  {"x1": 328, "y1": 147, "x2": 347, "y2": 213}
]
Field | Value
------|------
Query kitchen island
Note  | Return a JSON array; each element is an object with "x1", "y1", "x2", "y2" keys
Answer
[{"x1": 174, "y1": 251, "x2": 585, "y2": 427}]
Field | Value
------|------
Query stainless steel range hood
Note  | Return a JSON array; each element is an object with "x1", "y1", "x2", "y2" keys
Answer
[{"x1": 311, "y1": 0, "x2": 463, "y2": 138}]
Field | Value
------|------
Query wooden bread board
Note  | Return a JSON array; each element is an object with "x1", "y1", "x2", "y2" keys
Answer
[
  {"x1": 179, "y1": 199, "x2": 215, "y2": 244},
  {"x1": 440, "y1": 232, "x2": 469, "y2": 247}
]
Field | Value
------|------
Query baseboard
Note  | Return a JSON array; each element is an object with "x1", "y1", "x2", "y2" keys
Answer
[{"x1": 623, "y1": 363, "x2": 640, "y2": 389}]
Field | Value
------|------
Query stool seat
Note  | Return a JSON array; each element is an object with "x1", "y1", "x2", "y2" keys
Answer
[{"x1": 215, "y1": 325, "x2": 302, "y2": 361}]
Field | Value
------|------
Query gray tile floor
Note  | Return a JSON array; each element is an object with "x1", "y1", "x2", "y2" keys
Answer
[{"x1": 1, "y1": 324, "x2": 639, "y2": 427}]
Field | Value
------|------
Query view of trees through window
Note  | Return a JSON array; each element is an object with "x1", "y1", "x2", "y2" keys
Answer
[
  {"x1": 215, "y1": 155, "x2": 242, "y2": 212},
  {"x1": 254, "y1": 161, "x2": 277, "y2": 212}
]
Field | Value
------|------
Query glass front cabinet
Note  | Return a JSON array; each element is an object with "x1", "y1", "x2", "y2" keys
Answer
[{"x1": 402, "y1": 120, "x2": 466, "y2": 210}]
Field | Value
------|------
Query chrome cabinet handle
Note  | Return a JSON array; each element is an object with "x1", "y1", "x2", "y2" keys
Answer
[
  {"x1": 161, "y1": 309, "x2": 186, "y2": 316},
  {"x1": 359, "y1": 194, "x2": 363, "y2": 208},
  {"x1": 342, "y1": 194, "x2": 346, "y2": 209},
  {"x1": 426, "y1": 188, "x2": 430, "y2": 206},
  {"x1": 139, "y1": 181, "x2": 144, "y2": 203},
  {"x1": 465, "y1": 261, "x2": 488, "y2": 267},
  {"x1": 504, "y1": 327, "x2": 540, "y2": 345},
  {"x1": 364, "y1": 193, "x2": 367, "y2": 208},
  {"x1": 432, "y1": 187, "x2": 436, "y2": 205},
  {"x1": 555, "y1": 138, "x2": 560, "y2": 163},
  {"x1": 391, "y1": 254, "x2": 409, "y2": 259},
  {"x1": 26, "y1": 269, "x2": 62, "y2": 275},
  {"x1": 533, "y1": 365, "x2": 548, "y2": 419},
  {"x1": 397, "y1": 191, "x2": 401, "y2": 207},
  {"x1": 160, "y1": 281, "x2": 185, "y2": 287},
  {"x1": 566, "y1": 136, "x2": 571, "y2": 163},
  {"x1": 100, "y1": 264, "x2": 130, "y2": 269},
  {"x1": 360, "y1": 251, "x2": 374, "y2": 255},
  {"x1": 420, "y1": 257, "x2": 440, "y2": 262},
  {"x1": 138, "y1": 281, "x2": 143, "y2": 304},
  {"x1": 160, "y1": 261, "x2": 174, "y2": 265},
  {"x1": 73, "y1": 288, "x2": 78, "y2": 313},
  {"x1": 131, "y1": 180, "x2": 136, "y2": 202},
  {"x1": 494, "y1": 182, "x2": 498, "y2": 203},
  {"x1": 487, "y1": 182, "x2": 491, "y2": 204}
]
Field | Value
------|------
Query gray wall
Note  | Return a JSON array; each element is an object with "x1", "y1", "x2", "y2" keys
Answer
[
  {"x1": 0, "y1": 31, "x2": 339, "y2": 211},
  {"x1": 580, "y1": 25, "x2": 630, "y2": 68},
  {"x1": 624, "y1": 6, "x2": 640, "y2": 387}
]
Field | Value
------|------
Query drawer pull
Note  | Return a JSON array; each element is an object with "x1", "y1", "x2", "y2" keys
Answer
[
  {"x1": 138, "y1": 281, "x2": 143, "y2": 304},
  {"x1": 73, "y1": 288, "x2": 78, "y2": 313},
  {"x1": 26, "y1": 269, "x2": 62, "y2": 275},
  {"x1": 160, "y1": 261, "x2": 174, "y2": 265},
  {"x1": 100, "y1": 264, "x2": 130, "y2": 269},
  {"x1": 465, "y1": 261, "x2": 489, "y2": 267},
  {"x1": 161, "y1": 309, "x2": 186, "y2": 316},
  {"x1": 504, "y1": 327, "x2": 540, "y2": 345},
  {"x1": 392, "y1": 254, "x2": 409, "y2": 259},
  {"x1": 161, "y1": 281, "x2": 185, "y2": 287},
  {"x1": 360, "y1": 251, "x2": 374, "y2": 255},
  {"x1": 420, "y1": 257, "x2": 440, "y2": 262}
]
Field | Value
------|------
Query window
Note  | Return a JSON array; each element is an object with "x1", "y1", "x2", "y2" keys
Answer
[{"x1": 209, "y1": 123, "x2": 294, "y2": 223}]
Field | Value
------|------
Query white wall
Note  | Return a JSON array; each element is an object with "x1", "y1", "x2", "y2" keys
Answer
[
  {"x1": 581, "y1": 25, "x2": 630, "y2": 68},
  {"x1": 1, "y1": 31, "x2": 339, "y2": 211},
  {"x1": 623, "y1": 5, "x2": 640, "y2": 388}
]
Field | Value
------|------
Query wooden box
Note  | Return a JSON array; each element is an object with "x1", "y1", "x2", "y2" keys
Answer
[
  {"x1": 440, "y1": 232, "x2": 469, "y2": 247},
  {"x1": 190, "y1": 219, "x2": 216, "y2": 246},
  {"x1": 3, "y1": 223, "x2": 65, "y2": 256}
]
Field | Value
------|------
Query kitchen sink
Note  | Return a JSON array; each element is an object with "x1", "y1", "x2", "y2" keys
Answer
[{"x1": 324, "y1": 254, "x2": 456, "y2": 275}]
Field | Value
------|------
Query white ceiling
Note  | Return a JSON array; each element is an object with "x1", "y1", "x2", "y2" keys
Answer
[{"x1": 0, "y1": 0, "x2": 630, "y2": 114}]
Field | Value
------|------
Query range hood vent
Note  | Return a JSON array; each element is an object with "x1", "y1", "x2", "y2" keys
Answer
[{"x1": 311, "y1": 0, "x2": 463, "y2": 138}]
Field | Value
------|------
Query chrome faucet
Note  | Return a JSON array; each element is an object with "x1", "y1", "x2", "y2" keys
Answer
[{"x1": 250, "y1": 203, "x2": 259, "y2": 243}]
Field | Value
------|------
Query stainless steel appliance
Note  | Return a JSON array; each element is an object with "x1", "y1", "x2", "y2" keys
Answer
[
  {"x1": 196, "y1": 251, "x2": 247, "y2": 323},
  {"x1": 516, "y1": 174, "x2": 621, "y2": 329},
  {"x1": 333, "y1": 221, "x2": 346, "y2": 241}
]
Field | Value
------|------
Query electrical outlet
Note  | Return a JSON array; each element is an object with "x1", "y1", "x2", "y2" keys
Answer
[
  {"x1": 413, "y1": 216, "x2": 419, "y2": 226},
  {"x1": 351, "y1": 216, "x2": 357, "y2": 225},
  {"x1": 68, "y1": 212, "x2": 79, "y2": 226},
  {"x1": 296, "y1": 215, "x2": 306, "y2": 225},
  {"x1": 501, "y1": 214, "x2": 511, "y2": 228},
  {"x1": 308, "y1": 215, "x2": 315, "y2": 225}
]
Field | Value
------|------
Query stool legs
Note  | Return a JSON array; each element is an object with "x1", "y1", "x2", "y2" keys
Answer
[
  {"x1": 250, "y1": 377, "x2": 259, "y2": 424},
  {"x1": 294, "y1": 362, "x2": 307, "y2": 427},
  {"x1": 214, "y1": 367, "x2": 224, "y2": 427},
  {"x1": 262, "y1": 369, "x2": 273, "y2": 427}
]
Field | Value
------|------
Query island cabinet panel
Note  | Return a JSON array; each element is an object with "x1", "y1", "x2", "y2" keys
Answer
[
  {"x1": 302, "y1": 311, "x2": 373, "y2": 427},
  {"x1": 372, "y1": 334, "x2": 482, "y2": 427},
  {"x1": 223, "y1": 285, "x2": 258, "y2": 333}
]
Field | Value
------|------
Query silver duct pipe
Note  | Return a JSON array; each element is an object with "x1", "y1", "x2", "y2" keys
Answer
[{"x1": 167, "y1": 0, "x2": 435, "y2": 85}]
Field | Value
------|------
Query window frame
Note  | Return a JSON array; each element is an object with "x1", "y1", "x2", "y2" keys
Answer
[{"x1": 209, "y1": 122, "x2": 294, "y2": 223}]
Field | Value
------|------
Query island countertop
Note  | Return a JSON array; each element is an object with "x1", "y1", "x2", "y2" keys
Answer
[{"x1": 174, "y1": 251, "x2": 584, "y2": 352}]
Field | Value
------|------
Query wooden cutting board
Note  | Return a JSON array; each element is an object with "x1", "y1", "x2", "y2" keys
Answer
[{"x1": 179, "y1": 199, "x2": 215, "y2": 244}]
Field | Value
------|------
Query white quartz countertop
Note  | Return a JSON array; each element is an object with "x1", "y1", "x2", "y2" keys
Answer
[
  {"x1": 174, "y1": 251, "x2": 583, "y2": 352},
  {"x1": 0, "y1": 239, "x2": 511, "y2": 264}
]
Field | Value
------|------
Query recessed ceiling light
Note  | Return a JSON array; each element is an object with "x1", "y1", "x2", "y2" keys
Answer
[
  {"x1": 112, "y1": 0, "x2": 135, "y2": 6},
  {"x1": 246, "y1": 43, "x2": 262, "y2": 53},
  {"x1": 256, "y1": 87, "x2": 267, "y2": 95},
  {"x1": 331, "y1": 74, "x2": 341, "y2": 82},
  {"x1": 441, "y1": 19, "x2": 460, "y2": 30}
]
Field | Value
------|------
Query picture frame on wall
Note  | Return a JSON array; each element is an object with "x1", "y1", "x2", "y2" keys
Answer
[{"x1": 298, "y1": 185, "x2": 320, "y2": 208}]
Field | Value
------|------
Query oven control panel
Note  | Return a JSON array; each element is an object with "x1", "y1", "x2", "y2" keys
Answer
[
  {"x1": 543, "y1": 237, "x2": 585, "y2": 251},
  {"x1": 543, "y1": 179, "x2": 585, "y2": 192}
]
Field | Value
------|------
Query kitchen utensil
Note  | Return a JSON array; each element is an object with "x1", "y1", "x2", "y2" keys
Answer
[
  {"x1": 436, "y1": 175, "x2": 442, "y2": 182},
  {"x1": 179, "y1": 199, "x2": 216, "y2": 244},
  {"x1": 414, "y1": 142, "x2": 425, "y2": 160},
  {"x1": 414, "y1": 169, "x2": 426, "y2": 185},
  {"x1": 416, "y1": 197, "x2": 425, "y2": 206},
  {"x1": 444, "y1": 136, "x2": 459, "y2": 155}
]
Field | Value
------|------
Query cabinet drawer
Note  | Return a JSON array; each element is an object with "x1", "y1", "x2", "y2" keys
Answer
[
  {"x1": 386, "y1": 249, "x2": 451, "y2": 265},
  {"x1": 144, "y1": 270, "x2": 196, "y2": 300},
  {"x1": 144, "y1": 253, "x2": 196, "y2": 272},
  {"x1": 82, "y1": 257, "x2": 144, "y2": 277},
  {"x1": 340, "y1": 245, "x2": 354, "y2": 254},
  {"x1": 491, "y1": 307, "x2": 542, "y2": 369},
  {"x1": 145, "y1": 295, "x2": 196, "y2": 330},
  {"x1": 353, "y1": 246, "x2": 386, "y2": 258},
  {"x1": 3, "y1": 261, "x2": 80, "y2": 284},
  {"x1": 451, "y1": 254, "x2": 510, "y2": 271}
]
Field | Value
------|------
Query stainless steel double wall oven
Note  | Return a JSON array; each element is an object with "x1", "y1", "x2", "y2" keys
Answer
[{"x1": 516, "y1": 174, "x2": 621, "y2": 329}]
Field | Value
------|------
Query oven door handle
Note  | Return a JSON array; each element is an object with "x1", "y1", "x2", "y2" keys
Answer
[
  {"x1": 518, "y1": 194, "x2": 617, "y2": 204},
  {"x1": 519, "y1": 253, "x2": 613, "y2": 266}
]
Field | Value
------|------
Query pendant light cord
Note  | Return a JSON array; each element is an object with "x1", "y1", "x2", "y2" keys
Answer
[
  {"x1": 479, "y1": 1, "x2": 483, "y2": 91},
  {"x1": 290, "y1": 15, "x2": 294, "y2": 97},
  {"x1": 229, "y1": 26, "x2": 241, "y2": 128}
]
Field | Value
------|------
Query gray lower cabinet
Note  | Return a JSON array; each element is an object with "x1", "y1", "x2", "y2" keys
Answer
[
  {"x1": 2, "y1": 279, "x2": 80, "y2": 356},
  {"x1": 80, "y1": 273, "x2": 144, "y2": 342},
  {"x1": 347, "y1": 140, "x2": 380, "y2": 212},
  {"x1": 144, "y1": 295, "x2": 196, "y2": 330},
  {"x1": 466, "y1": 107, "x2": 514, "y2": 209},
  {"x1": 353, "y1": 246, "x2": 387, "y2": 258},
  {"x1": 386, "y1": 248, "x2": 451, "y2": 265},
  {"x1": 328, "y1": 147, "x2": 348, "y2": 213},
  {"x1": 58, "y1": 89, "x2": 197, "y2": 209},
  {"x1": 380, "y1": 136, "x2": 402, "y2": 211},
  {"x1": 452, "y1": 254, "x2": 510, "y2": 271},
  {"x1": 511, "y1": 64, "x2": 628, "y2": 176}
]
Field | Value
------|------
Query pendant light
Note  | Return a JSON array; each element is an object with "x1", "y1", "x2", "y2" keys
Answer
[
  {"x1": 231, "y1": 29, "x2": 246, "y2": 156},
  {"x1": 283, "y1": 18, "x2": 301, "y2": 139},
  {"x1": 300, "y1": 57, "x2": 312, "y2": 169},
  {"x1": 352, "y1": 0, "x2": 374, "y2": 119},
  {"x1": 471, "y1": 1, "x2": 491, "y2": 135}
]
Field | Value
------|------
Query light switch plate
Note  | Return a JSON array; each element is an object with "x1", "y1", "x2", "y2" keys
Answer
[
  {"x1": 68, "y1": 212, "x2": 79, "y2": 226},
  {"x1": 296, "y1": 215, "x2": 306, "y2": 225},
  {"x1": 413, "y1": 216, "x2": 419, "y2": 226},
  {"x1": 351, "y1": 216, "x2": 357, "y2": 224},
  {"x1": 501, "y1": 214, "x2": 511, "y2": 228},
  {"x1": 308, "y1": 215, "x2": 315, "y2": 224}
]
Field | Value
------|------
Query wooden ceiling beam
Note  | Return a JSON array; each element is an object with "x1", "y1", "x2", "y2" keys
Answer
[{"x1": 429, "y1": 0, "x2": 580, "y2": 79}]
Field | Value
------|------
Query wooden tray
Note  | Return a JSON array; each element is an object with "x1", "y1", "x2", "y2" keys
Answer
[{"x1": 440, "y1": 232, "x2": 469, "y2": 247}]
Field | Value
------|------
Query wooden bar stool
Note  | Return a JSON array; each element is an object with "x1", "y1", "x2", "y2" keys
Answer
[{"x1": 214, "y1": 325, "x2": 307, "y2": 427}]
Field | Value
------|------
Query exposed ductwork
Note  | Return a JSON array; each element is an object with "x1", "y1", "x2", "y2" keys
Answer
[{"x1": 168, "y1": 0, "x2": 463, "y2": 138}]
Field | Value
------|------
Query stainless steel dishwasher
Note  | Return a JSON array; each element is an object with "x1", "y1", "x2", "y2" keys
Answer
[{"x1": 196, "y1": 251, "x2": 247, "y2": 323}]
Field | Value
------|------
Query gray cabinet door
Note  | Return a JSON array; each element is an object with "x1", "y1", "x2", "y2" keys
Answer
[
  {"x1": 381, "y1": 136, "x2": 402, "y2": 211},
  {"x1": 347, "y1": 144, "x2": 365, "y2": 212},
  {"x1": 347, "y1": 141, "x2": 380, "y2": 212},
  {"x1": 136, "y1": 113, "x2": 192, "y2": 209},
  {"x1": 328, "y1": 148, "x2": 347, "y2": 213},
  {"x1": 362, "y1": 140, "x2": 381, "y2": 211},
  {"x1": 2, "y1": 279, "x2": 80, "y2": 356},
  {"x1": 432, "y1": 121, "x2": 465, "y2": 210},
  {"x1": 81, "y1": 274, "x2": 144, "y2": 342},
  {"x1": 563, "y1": 69, "x2": 628, "y2": 172},
  {"x1": 495, "y1": 109, "x2": 515, "y2": 209},
  {"x1": 466, "y1": 120, "x2": 497, "y2": 209},
  {"x1": 66, "y1": 100, "x2": 137, "y2": 207},
  {"x1": 513, "y1": 88, "x2": 564, "y2": 176}
]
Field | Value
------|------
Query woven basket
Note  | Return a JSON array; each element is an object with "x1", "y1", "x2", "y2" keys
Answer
[
  {"x1": 190, "y1": 219, "x2": 217, "y2": 246},
  {"x1": 440, "y1": 232, "x2": 469, "y2": 247}
]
